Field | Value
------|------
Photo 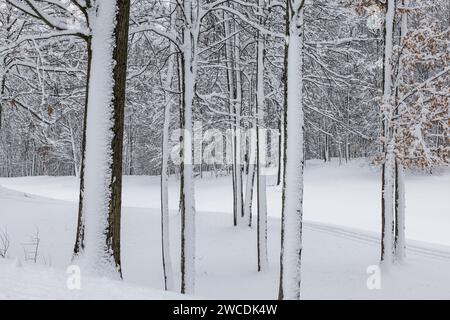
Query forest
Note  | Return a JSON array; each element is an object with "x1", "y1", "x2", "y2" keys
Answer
[{"x1": 0, "y1": 0, "x2": 449, "y2": 300}]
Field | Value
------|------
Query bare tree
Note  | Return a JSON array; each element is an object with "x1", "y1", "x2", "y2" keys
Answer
[{"x1": 0, "y1": 227, "x2": 10, "y2": 258}]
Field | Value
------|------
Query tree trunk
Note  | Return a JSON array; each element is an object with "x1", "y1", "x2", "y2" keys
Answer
[
  {"x1": 279, "y1": 0, "x2": 305, "y2": 300},
  {"x1": 180, "y1": 1, "x2": 197, "y2": 293},
  {"x1": 73, "y1": 38, "x2": 92, "y2": 256},
  {"x1": 74, "y1": 0, "x2": 130, "y2": 277},
  {"x1": 276, "y1": 115, "x2": 283, "y2": 186},
  {"x1": 256, "y1": 0, "x2": 268, "y2": 271},
  {"x1": 380, "y1": 0, "x2": 396, "y2": 268},
  {"x1": 0, "y1": 5, "x2": 11, "y2": 131},
  {"x1": 244, "y1": 113, "x2": 257, "y2": 227},
  {"x1": 224, "y1": 13, "x2": 244, "y2": 226},
  {"x1": 0, "y1": 64, "x2": 5, "y2": 131},
  {"x1": 394, "y1": 160, "x2": 406, "y2": 260},
  {"x1": 393, "y1": 0, "x2": 408, "y2": 263},
  {"x1": 68, "y1": 115, "x2": 80, "y2": 177},
  {"x1": 160, "y1": 45, "x2": 176, "y2": 292},
  {"x1": 234, "y1": 25, "x2": 244, "y2": 222},
  {"x1": 381, "y1": 148, "x2": 395, "y2": 266},
  {"x1": 243, "y1": 76, "x2": 257, "y2": 227}
]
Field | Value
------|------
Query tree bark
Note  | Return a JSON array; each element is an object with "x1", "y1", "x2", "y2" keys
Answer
[
  {"x1": 73, "y1": 37, "x2": 92, "y2": 256},
  {"x1": 74, "y1": 0, "x2": 131, "y2": 277},
  {"x1": 160, "y1": 26, "x2": 176, "y2": 291},
  {"x1": 180, "y1": 0, "x2": 197, "y2": 293},
  {"x1": 256, "y1": 0, "x2": 268, "y2": 271},
  {"x1": 380, "y1": 0, "x2": 396, "y2": 267},
  {"x1": 279, "y1": 0, "x2": 306, "y2": 300},
  {"x1": 394, "y1": 160, "x2": 406, "y2": 260}
]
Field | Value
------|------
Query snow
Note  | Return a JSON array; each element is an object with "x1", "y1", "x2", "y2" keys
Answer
[
  {"x1": 0, "y1": 258, "x2": 184, "y2": 300},
  {"x1": 1, "y1": 159, "x2": 449, "y2": 246},
  {"x1": 1, "y1": 159, "x2": 450, "y2": 299}
]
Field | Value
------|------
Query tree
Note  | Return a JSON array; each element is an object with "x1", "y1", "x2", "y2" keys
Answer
[
  {"x1": 77, "y1": 0, "x2": 130, "y2": 277},
  {"x1": 392, "y1": 0, "x2": 450, "y2": 260},
  {"x1": 375, "y1": 0, "x2": 450, "y2": 266},
  {"x1": 279, "y1": 0, "x2": 306, "y2": 300},
  {"x1": 379, "y1": 0, "x2": 396, "y2": 268},
  {"x1": 160, "y1": 4, "x2": 177, "y2": 292},
  {"x1": 6, "y1": 0, "x2": 131, "y2": 277},
  {"x1": 223, "y1": 9, "x2": 244, "y2": 227},
  {"x1": 256, "y1": 0, "x2": 269, "y2": 272}
]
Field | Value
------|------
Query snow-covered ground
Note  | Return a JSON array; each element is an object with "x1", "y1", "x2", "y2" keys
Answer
[
  {"x1": 0, "y1": 258, "x2": 184, "y2": 300},
  {"x1": 1, "y1": 159, "x2": 450, "y2": 299}
]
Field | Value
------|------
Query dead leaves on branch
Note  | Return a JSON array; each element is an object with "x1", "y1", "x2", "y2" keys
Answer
[{"x1": 377, "y1": 23, "x2": 450, "y2": 170}]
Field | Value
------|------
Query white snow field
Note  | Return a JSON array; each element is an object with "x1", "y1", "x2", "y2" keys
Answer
[
  {"x1": 0, "y1": 258, "x2": 183, "y2": 300},
  {"x1": 0, "y1": 159, "x2": 450, "y2": 299}
]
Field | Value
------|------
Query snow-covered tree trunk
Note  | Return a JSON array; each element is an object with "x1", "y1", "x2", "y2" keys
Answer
[
  {"x1": 124, "y1": 113, "x2": 135, "y2": 175},
  {"x1": 224, "y1": 15, "x2": 239, "y2": 226},
  {"x1": 381, "y1": 144, "x2": 395, "y2": 266},
  {"x1": 68, "y1": 115, "x2": 81, "y2": 177},
  {"x1": 279, "y1": 0, "x2": 305, "y2": 300},
  {"x1": 393, "y1": 0, "x2": 408, "y2": 262},
  {"x1": 394, "y1": 161, "x2": 406, "y2": 260},
  {"x1": 180, "y1": 0, "x2": 197, "y2": 294},
  {"x1": 233, "y1": 25, "x2": 244, "y2": 224},
  {"x1": 0, "y1": 58, "x2": 5, "y2": 130},
  {"x1": 256, "y1": 0, "x2": 268, "y2": 271},
  {"x1": 74, "y1": 0, "x2": 131, "y2": 277},
  {"x1": 345, "y1": 92, "x2": 351, "y2": 163},
  {"x1": 74, "y1": 38, "x2": 92, "y2": 256},
  {"x1": 0, "y1": 4, "x2": 11, "y2": 131},
  {"x1": 276, "y1": 114, "x2": 284, "y2": 186},
  {"x1": 160, "y1": 28, "x2": 176, "y2": 291},
  {"x1": 244, "y1": 112, "x2": 257, "y2": 227},
  {"x1": 380, "y1": 0, "x2": 396, "y2": 267}
]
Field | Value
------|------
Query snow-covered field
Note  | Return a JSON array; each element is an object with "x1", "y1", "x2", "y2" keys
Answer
[
  {"x1": 0, "y1": 258, "x2": 184, "y2": 300},
  {"x1": 1, "y1": 159, "x2": 450, "y2": 299}
]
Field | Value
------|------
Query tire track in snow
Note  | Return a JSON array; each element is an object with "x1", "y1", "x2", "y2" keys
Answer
[{"x1": 304, "y1": 221, "x2": 450, "y2": 261}]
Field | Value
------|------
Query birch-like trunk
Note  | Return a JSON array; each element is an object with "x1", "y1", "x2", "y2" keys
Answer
[
  {"x1": 279, "y1": 0, "x2": 305, "y2": 300},
  {"x1": 243, "y1": 77, "x2": 257, "y2": 227},
  {"x1": 381, "y1": 145, "x2": 395, "y2": 266},
  {"x1": 234, "y1": 25, "x2": 244, "y2": 223},
  {"x1": 276, "y1": 114, "x2": 284, "y2": 186},
  {"x1": 0, "y1": 5, "x2": 11, "y2": 131},
  {"x1": 256, "y1": 0, "x2": 268, "y2": 271},
  {"x1": 68, "y1": 116, "x2": 80, "y2": 177},
  {"x1": 0, "y1": 60, "x2": 5, "y2": 130},
  {"x1": 394, "y1": 161, "x2": 406, "y2": 260},
  {"x1": 244, "y1": 114, "x2": 257, "y2": 227},
  {"x1": 394, "y1": 0, "x2": 408, "y2": 262},
  {"x1": 160, "y1": 36, "x2": 176, "y2": 292},
  {"x1": 73, "y1": 37, "x2": 91, "y2": 256},
  {"x1": 380, "y1": 0, "x2": 396, "y2": 267},
  {"x1": 180, "y1": 0, "x2": 196, "y2": 294},
  {"x1": 224, "y1": 15, "x2": 238, "y2": 226}
]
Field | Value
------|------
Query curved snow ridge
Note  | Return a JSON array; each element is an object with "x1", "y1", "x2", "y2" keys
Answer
[
  {"x1": 304, "y1": 221, "x2": 450, "y2": 261},
  {"x1": 0, "y1": 185, "x2": 71, "y2": 205}
]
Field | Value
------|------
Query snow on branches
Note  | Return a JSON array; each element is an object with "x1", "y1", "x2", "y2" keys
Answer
[{"x1": 395, "y1": 24, "x2": 450, "y2": 169}]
